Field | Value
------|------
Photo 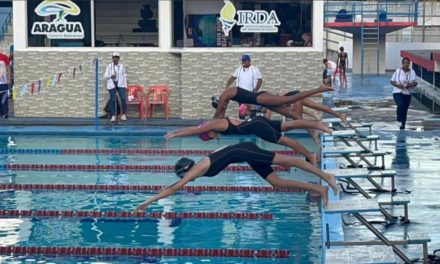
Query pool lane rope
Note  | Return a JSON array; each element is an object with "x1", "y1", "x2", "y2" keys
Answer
[
  {"x1": 2, "y1": 164, "x2": 289, "y2": 172},
  {"x1": 0, "y1": 148, "x2": 298, "y2": 156},
  {"x1": 0, "y1": 210, "x2": 272, "y2": 220},
  {"x1": 0, "y1": 184, "x2": 306, "y2": 193},
  {"x1": 0, "y1": 246, "x2": 290, "y2": 258}
]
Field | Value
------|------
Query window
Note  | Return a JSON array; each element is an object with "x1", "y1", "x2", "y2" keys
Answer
[
  {"x1": 173, "y1": 0, "x2": 313, "y2": 48},
  {"x1": 27, "y1": 0, "x2": 92, "y2": 47},
  {"x1": 94, "y1": 0, "x2": 159, "y2": 47}
]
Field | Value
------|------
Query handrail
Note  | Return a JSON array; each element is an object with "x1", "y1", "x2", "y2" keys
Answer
[{"x1": 324, "y1": 1, "x2": 419, "y2": 24}]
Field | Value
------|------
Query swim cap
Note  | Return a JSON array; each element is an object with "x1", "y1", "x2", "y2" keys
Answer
[
  {"x1": 211, "y1": 96, "x2": 219, "y2": 109},
  {"x1": 239, "y1": 104, "x2": 247, "y2": 116},
  {"x1": 175, "y1": 157, "x2": 195, "y2": 178},
  {"x1": 198, "y1": 121, "x2": 211, "y2": 141}
]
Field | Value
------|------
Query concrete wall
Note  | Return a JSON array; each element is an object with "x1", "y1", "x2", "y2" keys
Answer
[
  {"x1": 13, "y1": 51, "x2": 182, "y2": 118},
  {"x1": 352, "y1": 35, "x2": 386, "y2": 74},
  {"x1": 13, "y1": 51, "x2": 323, "y2": 119},
  {"x1": 386, "y1": 42, "x2": 440, "y2": 70}
]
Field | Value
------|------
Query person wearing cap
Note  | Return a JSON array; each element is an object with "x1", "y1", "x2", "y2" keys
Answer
[
  {"x1": 0, "y1": 50, "x2": 11, "y2": 119},
  {"x1": 104, "y1": 52, "x2": 128, "y2": 122},
  {"x1": 134, "y1": 142, "x2": 338, "y2": 212},
  {"x1": 225, "y1": 54, "x2": 262, "y2": 119}
]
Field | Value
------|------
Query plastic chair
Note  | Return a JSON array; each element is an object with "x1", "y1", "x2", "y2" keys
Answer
[
  {"x1": 146, "y1": 85, "x2": 170, "y2": 119},
  {"x1": 126, "y1": 85, "x2": 146, "y2": 119}
]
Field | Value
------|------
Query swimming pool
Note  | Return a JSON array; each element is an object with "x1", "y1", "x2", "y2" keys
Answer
[{"x1": 0, "y1": 135, "x2": 322, "y2": 264}]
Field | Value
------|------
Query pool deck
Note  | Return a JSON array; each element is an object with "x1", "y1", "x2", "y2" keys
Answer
[
  {"x1": 326, "y1": 74, "x2": 440, "y2": 263},
  {"x1": 1, "y1": 73, "x2": 440, "y2": 263}
]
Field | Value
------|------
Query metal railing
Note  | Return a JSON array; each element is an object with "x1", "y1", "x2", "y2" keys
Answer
[
  {"x1": 0, "y1": 7, "x2": 12, "y2": 41},
  {"x1": 324, "y1": 1, "x2": 419, "y2": 24}
]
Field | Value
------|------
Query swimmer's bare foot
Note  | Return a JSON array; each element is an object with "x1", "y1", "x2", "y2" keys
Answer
[
  {"x1": 315, "y1": 152, "x2": 321, "y2": 164},
  {"x1": 338, "y1": 113, "x2": 348, "y2": 125},
  {"x1": 318, "y1": 122, "x2": 332, "y2": 134},
  {"x1": 320, "y1": 186, "x2": 329, "y2": 208},
  {"x1": 326, "y1": 173, "x2": 339, "y2": 195},
  {"x1": 310, "y1": 129, "x2": 320, "y2": 145}
]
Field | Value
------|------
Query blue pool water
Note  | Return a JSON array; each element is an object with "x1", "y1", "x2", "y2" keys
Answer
[{"x1": 0, "y1": 135, "x2": 321, "y2": 264}]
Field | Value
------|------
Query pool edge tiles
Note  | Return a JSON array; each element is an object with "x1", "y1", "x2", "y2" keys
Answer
[{"x1": 320, "y1": 134, "x2": 344, "y2": 264}]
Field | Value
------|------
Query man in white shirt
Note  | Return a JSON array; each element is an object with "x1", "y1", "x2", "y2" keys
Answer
[
  {"x1": 225, "y1": 54, "x2": 263, "y2": 118},
  {"x1": 104, "y1": 52, "x2": 128, "y2": 122}
]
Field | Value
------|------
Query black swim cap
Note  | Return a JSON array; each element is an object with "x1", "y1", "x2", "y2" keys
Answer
[
  {"x1": 211, "y1": 96, "x2": 219, "y2": 109},
  {"x1": 175, "y1": 157, "x2": 195, "y2": 178}
]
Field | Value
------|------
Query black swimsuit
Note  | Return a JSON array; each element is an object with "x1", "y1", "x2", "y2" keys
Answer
[
  {"x1": 220, "y1": 117, "x2": 282, "y2": 143},
  {"x1": 231, "y1": 87, "x2": 267, "y2": 105},
  {"x1": 221, "y1": 118, "x2": 246, "y2": 135},
  {"x1": 205, "y1": 142, "x2": 276, "y2": 179}
]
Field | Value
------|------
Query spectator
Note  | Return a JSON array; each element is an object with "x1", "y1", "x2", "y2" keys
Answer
[
  {"x1": 323, "y1": 58, "x2": 336, "y2": 87},
  {"x1": 336, "y1": 46, "x2": 348, "y2": 88},
  {"x1": 104, "y1": 52, "x2": 128, "y2": 123},
  {"x1": 225, "y1": 54, "x2": 263, "y2": 119},
  {"x1": 390, "y1": 57, "x2": 417, "y2": 130},
  {"x1": 0, "y1": 51, "x2": 11, "y2": 118}
]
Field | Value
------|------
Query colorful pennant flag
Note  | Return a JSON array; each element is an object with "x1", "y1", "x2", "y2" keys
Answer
[
  {"x1": 12, "y1": 88, "x2": 17, "y2": 100},
  {"x1": 52, "y1": 75, "x2": 57, "y2": 88},
  {"x1": 38, "y1": 80, "x2": 42, "y2": 93},
  {"x1": 30, "y1": 83, "x2": 35, "y2": 95},
  {"x1": 19, "y1": 84, "x2": 28, "y2": 96},
  {"x1": 57, "y1": 73, "x2": 62, "y2": 84}
]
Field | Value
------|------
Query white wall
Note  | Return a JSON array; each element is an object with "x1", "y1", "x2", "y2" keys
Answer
[{"x1": 386, "y1": 42, "x2": 440, "y2": 70}]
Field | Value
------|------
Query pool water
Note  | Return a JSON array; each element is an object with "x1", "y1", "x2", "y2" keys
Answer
[{"x1": 0, "y1": 135, "x2": 322, "y2": 264}]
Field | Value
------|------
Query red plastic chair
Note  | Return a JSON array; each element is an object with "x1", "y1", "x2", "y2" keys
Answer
[
  {"x1": 146, "y1": 85, "x2": 170, "y2": 119},
  {"x1": 126, "y1": 85, "x2": 146, "y2": 119}
]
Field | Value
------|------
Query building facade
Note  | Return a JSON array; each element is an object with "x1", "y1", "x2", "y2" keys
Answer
[{"x1": 13, "y1": 0, "x2": 324, "y2": 118}]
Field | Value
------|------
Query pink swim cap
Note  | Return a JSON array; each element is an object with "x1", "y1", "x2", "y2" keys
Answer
[
  {"x1": 198, "y1": 122, "x2": 211, "y2": 141},
  {"x1": 239, "y1": 104, "x2": 248, "y2": 116}
]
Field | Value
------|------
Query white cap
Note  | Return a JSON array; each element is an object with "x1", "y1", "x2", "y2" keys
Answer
[{"x1": 112, "y1": 52, "x2": 120, "y2": 57}]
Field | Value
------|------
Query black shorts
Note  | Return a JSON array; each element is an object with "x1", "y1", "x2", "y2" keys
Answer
[{"x1": 205, "y1": 142, "x2": 275, "y2": 179}]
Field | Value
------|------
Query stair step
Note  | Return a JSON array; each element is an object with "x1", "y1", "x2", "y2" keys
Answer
[
  {"x1": 323, "y1": 117, "x2": 352, "y2": 124},
  {"x1": 326, "y1": 245, "x2": 396, "y2": 263},
  {"x1": 324, "y1": 130, "x2": 357, "y2": 138},
  {"x1": 322, "y1": 146, "x2": 364, "y2": 154},
  {"x1": 326, "y1": 168, "x2": 395, "y2": 178},
  {"x1": 325, "y1": 199, "x2": 380, "y2": 214}
]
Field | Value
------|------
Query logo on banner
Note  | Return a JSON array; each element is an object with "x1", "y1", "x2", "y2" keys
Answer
[
  {"x1": 219, "y1": 0, "x2": 280, "y2": 36},
  {"x1": 31, "y1": 0, "x2": 85, "y2": 39}
]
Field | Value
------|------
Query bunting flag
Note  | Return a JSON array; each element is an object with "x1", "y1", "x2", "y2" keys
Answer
[
  {"x1": 12, "y1": 88, "x2": 17, "y2": 100},
  {"x1": 17, "y1": 57, "x2": 99, "y2": 98},
  {"x1": 90, "y1": 58, "x2": 96, "y2": 69},
  {"x1": 52, "y1": 75, "x2": 57, "y2": 88},
  {"x1": 46, "y1": 76, "x2": 52, "y2": 88},
  {"x1": 38, "y1": 80, "x2": 42, "y2": 93},
  {"x1": 19, "y1": 84, "x2": 28, "y2": 96},
  {"x1": 31, "y1": 83, "x2": 35, "y2": 95}
]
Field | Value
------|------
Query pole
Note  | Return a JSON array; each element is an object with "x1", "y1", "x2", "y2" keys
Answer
[
  {"x1": 422, "y1": 0, "x2": 426, "y2": 42},
  {"x1": 95, "y1": 58, "x2": 99, "y2": 130}
]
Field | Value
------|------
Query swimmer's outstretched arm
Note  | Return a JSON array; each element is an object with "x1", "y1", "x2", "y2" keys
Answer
[
  {"x1": 165, "y1": 121, "x2": 224, "y2": 139},
  {"x1": 213, "y1": 88, "x2": 235, "y2": 119},
  {"x1": 135, "y1": 158, "x2": 211, "y2": 212}
]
